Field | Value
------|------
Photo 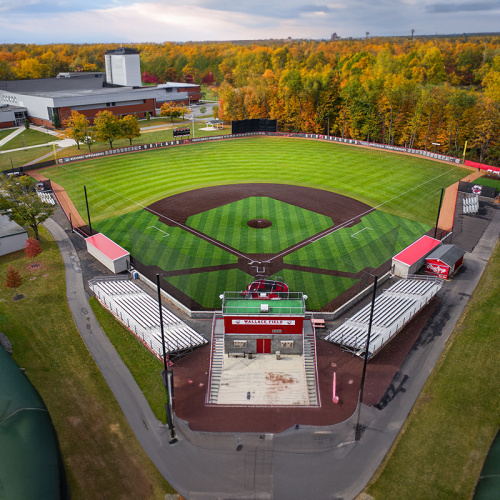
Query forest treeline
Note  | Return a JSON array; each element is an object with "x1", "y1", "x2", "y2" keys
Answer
[{"x1": 1, "y1": 37, "x2": 499, "y2": 164}]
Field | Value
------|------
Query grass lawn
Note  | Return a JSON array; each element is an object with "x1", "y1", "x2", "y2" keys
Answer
[
  {"x1": 366, "y1": 241, "x2": 500, "y2": 500},
  {"x1": 476, "y1": 176, "x2": 500, "y2": 190},
  {"x1": 53, "y1": 121, "x2": 227, "y2": 160},
  {"x1": 0, "y1": 128, "x2": 55, "y2": 151},
  {"x1": 0, "y1": 128, "x2": 17, "y2": 141},
  {"x1": 0, "y1": 228, "x2": 173, "y2": 499},
  {"x1": 0, "y1": 143, "x2": 55, "y2": 170},
  {"x1": 88, "y1": 296, "x2": 167, "y2": 422}
]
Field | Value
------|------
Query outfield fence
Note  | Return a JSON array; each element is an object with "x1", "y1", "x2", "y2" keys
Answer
[{"x1": 53, "y1": 131, "x2": 465, "y2": 166}]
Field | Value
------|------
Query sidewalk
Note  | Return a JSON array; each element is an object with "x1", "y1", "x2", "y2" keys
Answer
[
  {"x1": 0, "y1": 127, "x2": 24, "y2": 147},
  {"x1": 43, "y1": 202, "x2": 499, "y2": 499}
]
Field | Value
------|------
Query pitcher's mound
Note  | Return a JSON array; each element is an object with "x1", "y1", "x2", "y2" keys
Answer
[{"x1": 247, "y1": 219, "x2": 272, "y2": 229}]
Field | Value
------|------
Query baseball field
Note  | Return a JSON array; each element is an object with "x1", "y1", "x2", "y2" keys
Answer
[{"x1": 42, "y1": 136, "x2": 468, "y2": 310}]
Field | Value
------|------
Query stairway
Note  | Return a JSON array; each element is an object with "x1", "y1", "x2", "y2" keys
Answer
[
  {"x1": 303, "y1": 320, "x2": 319, "y2": 406},
  {"x1": 208, "y1": 317, "x2": 225, "y2": 404}
]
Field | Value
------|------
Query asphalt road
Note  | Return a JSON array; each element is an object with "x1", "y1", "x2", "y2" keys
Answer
[{"x1": 44, "y1": 205, "x2": 500, "y2": 500}]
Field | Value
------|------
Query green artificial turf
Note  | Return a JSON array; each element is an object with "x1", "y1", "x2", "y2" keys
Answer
[
  {"x1": 284, "y1": 211, "x2": 431, "y2": 273},
  {"x1": 94, "y1": 209, "x2": 237, "y2": 271},
  {"x1": 165, "y1": 269, "x2": 250, "y2": 309},
  {"x1": 42, "y1": 136, "x2": 467, "y2": 309},
  {"x1": 187, "y1": 196, "x2": 333, "y2": 253},
  {"x1": 42, "y1": 137, "x2": 468, "y2": 226}
]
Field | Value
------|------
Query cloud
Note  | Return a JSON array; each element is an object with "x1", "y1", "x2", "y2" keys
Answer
[
  {"x1": 0, "y1": 0, "x2": 499, "y2": 43},
  {"x1": 426, "y1": 1, "x2": 500, "y2": 13}
]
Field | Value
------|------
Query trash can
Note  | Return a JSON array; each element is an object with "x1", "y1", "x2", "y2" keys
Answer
[
  {"x1": 248, "y1": 352, "x2": 252, "y2": 359},
  {"x1": 276, "y1": 351, "x2": 281, "y2": 360},
  {"x1": 132, "y1": 271, "x2": 138, "y2": 279}
]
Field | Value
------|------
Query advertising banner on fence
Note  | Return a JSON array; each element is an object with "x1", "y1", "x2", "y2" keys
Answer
[{"x1": 55, "y1": 131, "x2": 462, "y2": 165}]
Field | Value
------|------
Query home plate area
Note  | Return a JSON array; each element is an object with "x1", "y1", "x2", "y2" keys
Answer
[{"x1": 217, "y1": 354, "x2": 310, "y2": 406}]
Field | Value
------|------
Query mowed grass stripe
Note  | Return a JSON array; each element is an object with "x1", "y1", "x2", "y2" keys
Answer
[
  {"x1": 187, "y1": 196, "x2": 333, "y2": 254},
  {"x1": 285, "y1": 211, "x2": 432, "y2": 273},
  {"x1": 45, "y1": 137, "x2": 468, "y2": 227}
]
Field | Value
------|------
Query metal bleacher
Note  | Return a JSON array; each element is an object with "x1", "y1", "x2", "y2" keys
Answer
[
  {"x1": 324, "y1": 276, "x2": 442, "y2": 359},
  {"x1": 89, "y1": 277, "x2": 207, "y2": 360},
  {"x1": 37, "y1": 191, "x2": 56, "y2": 205},
  {"x1": 462, "y1": 193, "x2": 479, "y2": 215}
]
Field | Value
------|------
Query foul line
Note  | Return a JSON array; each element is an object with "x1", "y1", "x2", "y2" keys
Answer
[{"x1": 51, "y1": 155, "x2": 468, "y2": 267}]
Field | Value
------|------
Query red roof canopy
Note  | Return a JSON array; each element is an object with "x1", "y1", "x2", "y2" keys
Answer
[
  {"x1": 85, "y1": 233, "x2": 129, "y2": 261},
  {"x1": 393, "y1": 235, "x2": 441, "y2": 266}
]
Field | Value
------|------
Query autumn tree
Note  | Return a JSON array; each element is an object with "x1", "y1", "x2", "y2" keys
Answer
[
  {"x1": 0, "y1": 175, "x2": 55, "y2": 241},
  {"x1": 120, "y1": 115, "x2": 141, "y2": 145},
  {"x1": 24, "y1": 237, "x2": 43, "y2": 261},
  {"x1": 160, "y1": 102, "x2": 182, "y2": 122},
  {"x1": 63, "y1": 110, "x2": 89, "y2": 149},
  {"x1": 5, "y1": 265, "x2": 22, "y2": 299},
  {"x1": 94, "y1": 110, "x2": 121, "y2": 149}
]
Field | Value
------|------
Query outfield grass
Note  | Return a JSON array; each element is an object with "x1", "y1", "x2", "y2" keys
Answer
[
  {"x1": 0, "y1": 128, "x2": 55, "y2": 151},
  {"x1": 366, "y1": 242, "x2": 500, "y2": 500},
  {"x1": 187, "y1": 196, "x2": 333, "y2": 253},
  {"x1": 43, "y1": 137, "x2": 468, "y2": 226},
  {"x1": 0, "y1": 228, "x2": 173, "y2": 499},
  {"x1": 41, "y1": 137, "x2": 468, "y2": 309}
]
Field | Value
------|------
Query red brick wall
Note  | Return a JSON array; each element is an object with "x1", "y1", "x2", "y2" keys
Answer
[{"x1": 59, "y1": 99, "x2": 157, "y2": 124}]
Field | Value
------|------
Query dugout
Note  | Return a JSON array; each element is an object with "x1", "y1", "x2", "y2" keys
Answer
[
  {"x1": 85, "y1": 233, "x2": 130, "y2": 274},
  {"x1": 425, "y1": 244, "x2": 465, "y2": 279},
  {"x1": 391, "y1": 235, "x2": 441, "y2": 278}
]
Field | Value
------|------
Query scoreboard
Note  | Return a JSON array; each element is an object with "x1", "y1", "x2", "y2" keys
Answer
[{"x1": 173, "y1": 127, "x2": 190, "y2": 137}]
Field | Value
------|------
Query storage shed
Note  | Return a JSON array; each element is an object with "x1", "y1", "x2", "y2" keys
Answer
[
  {"x1": 0, "y1": 215, "x2": 28, "y2": 257},
  {"x1": 425, "y1": 244, "x2": 465, "y2": 279},
  {"x1": 85, "y1": 233, "x2": 130, "y2": 274},
  {"x1": 391, "y1": 235, "x2": 441, "y2": 278}
]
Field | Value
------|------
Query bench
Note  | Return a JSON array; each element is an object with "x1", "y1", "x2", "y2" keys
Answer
[
  {"x1": 312, "y1": 319, "x2": 326, "y2": 328},
  {"x1": 228, "y1": 352, "x2": 246, "y2": 358}
]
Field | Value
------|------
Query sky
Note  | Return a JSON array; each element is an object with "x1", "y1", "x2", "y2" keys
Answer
[{"x1": 0, "y1": 0, "x2": 499, "y2": 44}]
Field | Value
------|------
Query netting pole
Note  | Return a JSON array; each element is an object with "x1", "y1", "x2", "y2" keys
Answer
[
  {"x1": 434, "y1": 187, "x2": 445, "y2": 239},
  {"x1": 84, "y1": 185, "x2": 93, "y2": 236},
  {"x1": 355, "y1": 274, "x2": 378, "y2": 441}
]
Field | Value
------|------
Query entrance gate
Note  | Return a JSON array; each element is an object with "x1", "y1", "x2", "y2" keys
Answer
[{"x1": 256, "y1": 339, "x2": 271, "y2": 354}]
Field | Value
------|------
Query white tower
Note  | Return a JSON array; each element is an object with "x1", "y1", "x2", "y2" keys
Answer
[{"x1": 104, "y1": 47, "x2": 141, "y2": 87}]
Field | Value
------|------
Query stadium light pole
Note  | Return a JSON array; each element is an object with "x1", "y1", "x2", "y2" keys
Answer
[{"x1": 355, "y1": 274, "x2": 378, "y2": 441}]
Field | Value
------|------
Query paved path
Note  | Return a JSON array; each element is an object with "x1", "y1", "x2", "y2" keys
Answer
[
  {"x1": 43, "y1": 204, "x2": 500, "y2": 499},
  {"x1": 0, "y1": 126, "x2": 24, "y2": 147}
]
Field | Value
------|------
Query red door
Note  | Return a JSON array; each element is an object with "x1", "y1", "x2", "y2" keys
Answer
[{"x1": 256, "y1": 339, "x2": 271, "y2": 353}]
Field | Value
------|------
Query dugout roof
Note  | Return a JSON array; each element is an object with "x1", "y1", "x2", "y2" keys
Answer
[{"x1": 393, "y1": 235, "x2": 441, "y2": 266}]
